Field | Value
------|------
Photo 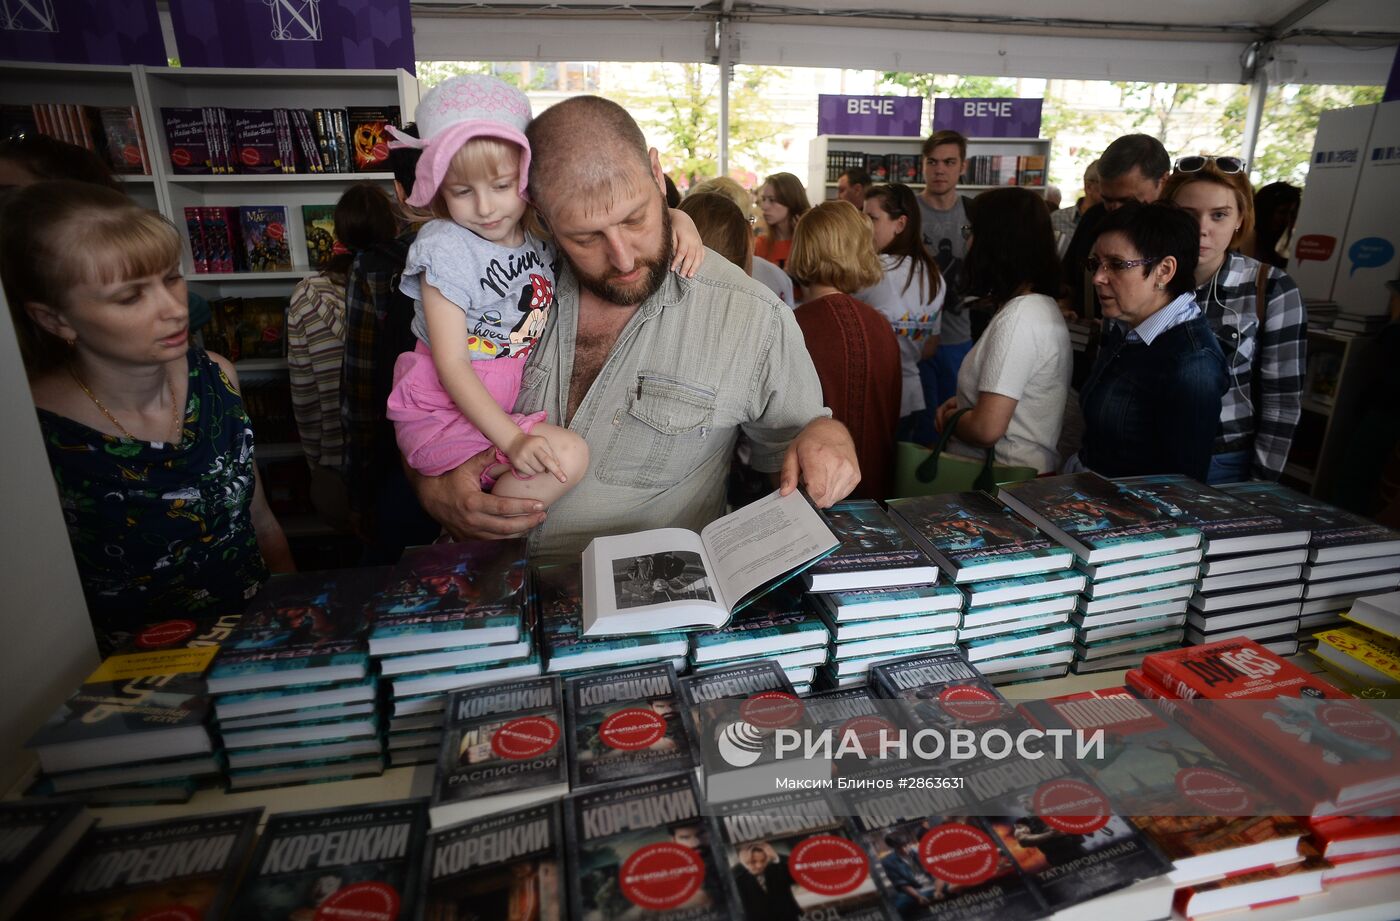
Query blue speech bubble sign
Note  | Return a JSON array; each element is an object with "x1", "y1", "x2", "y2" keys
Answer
[{"x1": 1348, "y1": 237, "x2": 1395, "y2": 277}]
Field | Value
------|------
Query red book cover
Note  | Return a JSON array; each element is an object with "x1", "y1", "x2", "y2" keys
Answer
[
  {"x1": 1307, "y1": 815, "x2": 1400, "y2": 858},
  {"x1": 1142, "y1": 638, "x2": 1400, "y2": 810}
]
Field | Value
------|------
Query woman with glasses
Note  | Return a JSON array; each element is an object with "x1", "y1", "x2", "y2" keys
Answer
[
  {"x1": 1076, "y1": 202, "x2": 1228, "y2": 482},
  {"x1": 754, "y1": 172, "x2": 810, "y2": 273},
  {"x1": 1163, "y1": 155, "x2": 1307, "y2": 484},
  {"x1": 932, "y1": 187, "x2": 1070, "y2": 475}
]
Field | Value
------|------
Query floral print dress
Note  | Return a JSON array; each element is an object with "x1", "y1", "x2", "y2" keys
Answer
[{"x1": 38, "y1": 348, "x2": 269, "y2": 652}]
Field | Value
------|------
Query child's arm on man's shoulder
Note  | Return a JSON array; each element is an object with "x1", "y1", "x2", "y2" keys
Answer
[{"x1": 668, "y1": 207, "x2": 705, "y2": 277}]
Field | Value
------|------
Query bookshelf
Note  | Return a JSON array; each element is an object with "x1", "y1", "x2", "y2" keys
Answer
[
  {"x1": 0, "y1": 61, "x2": 159, "y2": 211},
  {"x1": 806, "y1": 134, "x2": 1052, "y2": 204},
  {"x1": 1284, "y1": 329, "x2": 1372, "y2": 498}
]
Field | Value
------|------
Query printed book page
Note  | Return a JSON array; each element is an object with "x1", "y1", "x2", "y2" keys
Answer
[
  {"x1": 582, "y1": 528, "x2": 725, "y2": 634},
  {"x1": 701, "y1": 489, "x2": 839, "y2": 611}
]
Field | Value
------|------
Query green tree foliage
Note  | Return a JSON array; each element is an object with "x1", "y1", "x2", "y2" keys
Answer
[
  {"x1": 878, "y1": 72, "x2": 1018, "y2": 102},
  {"x1": 1113, "y1": 81, "x2": 1222, "y2": 150},
  {"x1": 616, "y1": 63, "x2": 783, "y2": 188},
  {"x1": 1222, "y1": 83, "x2": 1384, "y2": 185}
]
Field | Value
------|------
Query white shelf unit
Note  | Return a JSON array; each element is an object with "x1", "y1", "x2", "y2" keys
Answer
[
  {"x1": 807, "y1": 134, "x2": 1052, "y2": 204},
  {"x1": 0, "y1": 62, "x2": 160, "y2": 211}
]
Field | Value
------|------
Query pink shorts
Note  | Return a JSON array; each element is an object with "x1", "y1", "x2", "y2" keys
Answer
[{"x1": 386, "y1": 341, "x2": 548, "y2": 484}]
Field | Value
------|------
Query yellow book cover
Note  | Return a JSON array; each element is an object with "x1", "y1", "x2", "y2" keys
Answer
[{"x1": 1313, "y1": 624, "x2": 1400, "y2": 683}]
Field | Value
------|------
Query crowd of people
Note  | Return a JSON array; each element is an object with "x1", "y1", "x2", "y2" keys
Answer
[{"x1": 0, "y1": 78, "x2": 1313, "y2": 648}]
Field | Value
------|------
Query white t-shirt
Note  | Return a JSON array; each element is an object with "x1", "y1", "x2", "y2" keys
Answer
[
  {"x1": 947, "y1": 293, "x2": 1071, "y2": 474},
  {"x1": 856, "y1": 254, "x2": 945, "y2": 416},
  {"x1": 751, "y1": 255, "x2": 795, "y2": 308}
]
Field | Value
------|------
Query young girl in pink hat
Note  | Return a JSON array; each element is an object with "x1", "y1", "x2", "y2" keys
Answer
[{"x1": 386, "y1": 75, "x2": 701, "y2": 507}]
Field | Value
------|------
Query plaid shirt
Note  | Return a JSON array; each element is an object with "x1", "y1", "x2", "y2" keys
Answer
[
  {"x1": 1196, "y1": 251, "x2": 1308, "y2": 481},
  {"x1": 340, "y1": 227, "x2": 421, "y2": 520}
]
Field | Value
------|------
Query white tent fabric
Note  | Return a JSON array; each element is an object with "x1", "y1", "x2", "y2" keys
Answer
[{"x1": 409, "y1": 0, "x2": 1399, "y2": 86}]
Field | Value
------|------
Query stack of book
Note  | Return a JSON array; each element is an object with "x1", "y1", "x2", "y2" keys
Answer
[
  {"x1": 804, "y1": 499, "x2": 958, "y2": 690},
  {"x1": 366, "y1": 540, "x2": 540, "y2": 764},
  {"x1": 999, "y1": 473, "x2": 1203, "y2": 675},
  {"x1": 1119, "y1": 474, "x2": 1310, "y2": 652},
  {"x1": 1023, "y1": 686, "x2": 1315, "y2": 911},
  {"x1": 1330, "y1": 311, "x2": 1388, "y2": 337},
  {"x1": 535, "y1": 561, "x2": 690, "y2": 676},
  {"x1": 24, "y1": 614, "x2": 238, "y2": 805},
  {"x1": 184, "y1": 205, "x2": 292, "y2": 275},
  {"x1": 863, "y1": 649, "x2": 1175, "y2": 918},
  {"x1": 963, "y1": 153, "x2": 1047, "y2": 186},
  {"x1": 207, "y1": 570, "x2": 386, "y2": 790},
  {"x1": 1129, "y1": 637, "x2": 1400, "y2": 818},
  {"x1": 1310, "y1": 591, "x2": 1400, "y2": 696},
  {"x1": 688, "y1": 589, "x2": 829, "y2": 693},
  {"x1": 1305, "y1": 815, "x2": 1400, "y2": 885},
  {"x1": 1220, "y1": 482, "x2": 1400, "y2": 636},
  {"x1": 0, "y1": 801, "x2": 94, "y2": 918},
  {"x1": 888, "y1": 491, "x2": 1082, "y2": 683}
]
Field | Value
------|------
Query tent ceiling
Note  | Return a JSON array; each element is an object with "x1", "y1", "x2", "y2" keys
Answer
[{"x1": 409, "y1": 0, "x2": 1397, "y2": 85}]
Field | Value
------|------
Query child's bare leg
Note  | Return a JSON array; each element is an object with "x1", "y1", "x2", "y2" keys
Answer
[{"x1": 490, "y1": 423, "x2": 589, "y2": 508}]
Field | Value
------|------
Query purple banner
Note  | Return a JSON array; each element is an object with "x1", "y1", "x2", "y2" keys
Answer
[
  {"x1": 169, "y1": 0, "x2": 414, "y2": 73},
  {"x1": 933, "y1": 98, "x2": 1043, "y2": 138},
  {"x1": 818, "y1": 95, "x2": 923, "y2": 137},
  {"x1": 0, "y1": 0, "x2": 164, "y2": 66}
]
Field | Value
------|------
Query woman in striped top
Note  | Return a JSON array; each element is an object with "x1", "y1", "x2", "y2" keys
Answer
[{"x1": 287, "y1": 182, "x2": 399, "y2": 527}]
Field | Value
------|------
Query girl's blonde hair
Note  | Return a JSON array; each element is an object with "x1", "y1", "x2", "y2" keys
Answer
[
  {"x1": 429, "y1": 137, "x2": 547, "y2": 239},
  {"x1": 1162, "y1": 160, "x2": 1255, "y2": 249},
  {"x1": 0, "y1": 180, "x2": 181, "y2": 375},
  {"x1": 787, "y1": 200, "x2": 882, "y2": 293}
]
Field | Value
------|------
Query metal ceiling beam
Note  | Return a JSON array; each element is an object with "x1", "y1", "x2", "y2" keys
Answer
[{"x1": 1269, "y1": 0, "x2": 1335, "y2": 36}]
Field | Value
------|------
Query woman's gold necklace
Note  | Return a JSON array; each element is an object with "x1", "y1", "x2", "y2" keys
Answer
[{"x1": 67, "y1": 364, "x2": 183, "y2": 446}]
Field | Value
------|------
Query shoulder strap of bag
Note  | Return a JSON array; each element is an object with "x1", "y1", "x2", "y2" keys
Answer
[
  {"x1": 1254, "y1": 261, "x2": 1271, "y2": 325},
  {"x1": 914, "y1": 408, "x2": 998, "y2": 490}
]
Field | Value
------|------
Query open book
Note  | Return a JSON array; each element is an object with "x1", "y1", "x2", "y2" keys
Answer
[{"x1": 581, "y1": 489, "x2": 839, "y2": 636}]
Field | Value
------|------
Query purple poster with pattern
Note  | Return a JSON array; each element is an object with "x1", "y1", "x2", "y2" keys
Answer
[
  {"x1": 169, "y1": 0, "x2": 415, "y2": 73},
  {"x1": 0, "y1": 0, "x2": 164, "y2": 66},
  {"x1": 933, "y1": 98, "x2": 1043, "y2": 138},
  {"x1": 818, "y1": 95, "x2": 924, "y2": 137}
]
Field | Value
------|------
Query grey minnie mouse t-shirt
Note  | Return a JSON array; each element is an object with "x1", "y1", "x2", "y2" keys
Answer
[{"x1": 402, "y1": 218, "x2": 556, "y2": 360}]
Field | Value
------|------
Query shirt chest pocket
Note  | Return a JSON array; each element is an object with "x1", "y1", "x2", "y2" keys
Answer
[
  {"x1": 595, "y1": 372, "x2": 718, "y2": 489},
  {"x1": 1215, "y1": 314, "x2": 1258, "y2": 374}
]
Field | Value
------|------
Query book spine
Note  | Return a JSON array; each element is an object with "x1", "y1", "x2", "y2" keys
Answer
[
  {"x1": 313, "y1": 109, "x2": 333, "y2": 172},
  {"x1": 333, "y1": 109, "x2": 350, "y2": 173},
  {"x1": 292, "y1": 109, "x2": 318, "y2": 173},
  {"x1": 184, "y1": 208, "x2": 208, "y2": 274},
  {"x1": 131, "y1": 106, "x2": 151, "y2": 174}
]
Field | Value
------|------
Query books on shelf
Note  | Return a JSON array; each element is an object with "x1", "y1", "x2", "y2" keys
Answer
[
  {"x1": 301, "y1": 203, "x2": 336, "y2": 270},
  {"x1": 225, "y1": 799, "x2": 429, "y2": 919},
  {"x1": 887, "y1": 491, "x2": 1074, "y2": 583},
  {"x1": 32, "y1": 809, "x2": 261, "y2": 919},
  {"x1": 3, "y1": 102, "x2": 151, "y2": 174},
  {"x1": 999, "y1": 473, "x2": 1202, "y2": 564},
  {"x1": 581, "y1": 489, "x2": 838, "y2": 636},
  {"x1": 0, "y1": 800, "x2": 93, "y2": 921},
  {"x1": 238, "y1": 205, "x2": 293, "y2": 272},
  {"x1": 431, "y1": 677, "x2": 567, "y2": 827},
  {"x1": 418, "y1": 801, "x2": 564, "y2": 918},
  {"x1": 804, "y1": 498, "x2": 939, "y2": 592},
  {"x1": 160, "y1": 105, "x2": 396, "y2": 175}
]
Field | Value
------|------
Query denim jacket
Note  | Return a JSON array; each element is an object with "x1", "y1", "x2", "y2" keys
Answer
[{"x1": 1080, "y1": 313, "x2": 1229, "y2": 483}]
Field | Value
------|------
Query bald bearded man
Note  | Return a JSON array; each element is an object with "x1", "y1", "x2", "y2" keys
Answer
[{"x1": 411, "y1": 96, "x2": 859, "y2": 558}]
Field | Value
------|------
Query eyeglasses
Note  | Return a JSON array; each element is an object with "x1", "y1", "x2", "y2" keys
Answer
[
  {"x1": 1086, "y1": 255, "x2": 1159, "y2": 274},
  {"x1": 1174, "y1": 155, "x2": 1247, "y2": 175}
]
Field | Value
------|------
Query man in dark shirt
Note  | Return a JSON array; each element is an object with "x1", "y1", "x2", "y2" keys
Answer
[
  {"x1": 340, "y1": 123, "x2": 440, "y2": 562},
  {"x1": 732, "y1": 843, "x2": 801, "y2": 921},
  {"x1": 1061, "y1": 134, "x2": 1170, "y2": 321}
]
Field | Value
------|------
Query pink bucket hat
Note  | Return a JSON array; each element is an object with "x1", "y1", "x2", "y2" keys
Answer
[{"x1": 389, "y1": 75, "x2": 533, "y2": 209}]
